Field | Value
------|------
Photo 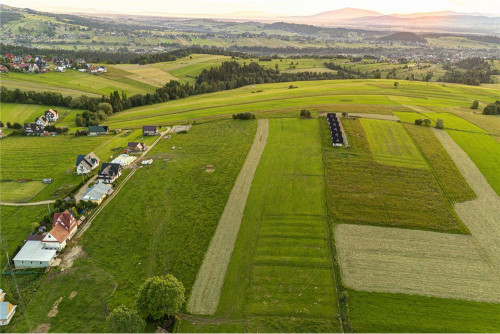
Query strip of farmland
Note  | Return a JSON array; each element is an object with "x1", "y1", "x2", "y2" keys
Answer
[
  {"x1": 433, "y1": 128, "x2": 500, "y2": 270},
  {"x1": 188, "y1": 119, "x2": 269, "y2": 315},
  {"x1": 335, "y1": 224, "x2": 500, "y2": 303}
]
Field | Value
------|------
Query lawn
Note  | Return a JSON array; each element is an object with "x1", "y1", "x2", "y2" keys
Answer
[
  {"x1": 348, "y1": 291, "x2": 500, "y2": 333},
  {"x1": 321, "y1": 118, "x2": 466, "y2": 233},
  {"x1": 0, "y1": 135, "x2": 108, "y2": 202},
  {"x1": 360, "y1": 118, "x2": 427, "y2": 168},
  {"x1": 93, "y1": 129, "x2": 158, "y2": 161},
  {"x1": 181, "y1": 118, "x2": 340, "y2": 332},
  {"x1": 0, "y1": 103, "x2": 50, "y2": 125}
]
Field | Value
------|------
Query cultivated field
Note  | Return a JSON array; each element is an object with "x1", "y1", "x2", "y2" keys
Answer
[
  {"x1": 188, "y1": 119, "x2": 268, "y2": 315},
  {"x1": 335, "y1": 224, "x2": 500, "y2": 303}
]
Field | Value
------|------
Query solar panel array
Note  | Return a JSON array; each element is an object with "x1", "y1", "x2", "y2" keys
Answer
[{"x1": 327, "y1": 113, "x2": 343, "y2": 146}]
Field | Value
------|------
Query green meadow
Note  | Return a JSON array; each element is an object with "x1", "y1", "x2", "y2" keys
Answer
[
  {"x1": 0, "y1": 103, "x2": 81, "y2": 126},
  {"x1": 0, "y1": 135, "x2": 108, "y2": 202},
  {"x1": 180, "y1": 118, "x2": 340, "y2": 333}
]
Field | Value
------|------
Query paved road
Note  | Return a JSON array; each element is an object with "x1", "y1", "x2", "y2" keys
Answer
[{"x1": 0, "y1": 200, "x2": 56, "y2": 206}]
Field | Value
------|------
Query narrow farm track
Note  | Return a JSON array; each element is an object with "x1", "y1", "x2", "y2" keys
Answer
[
  {"x1": 433, "y1": 129, "x2": 500, "y2": 270},
  {"x1": 0, "y1": 200, "x2": 55, "y2": 206},
  {"x1": 187, "y1": 119, "x2": 269, "y2": 315}
]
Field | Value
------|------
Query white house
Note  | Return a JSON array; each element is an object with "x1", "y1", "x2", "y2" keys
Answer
[
  {"x1": 12, "y1": 240, "x2": 57, "y2": 268},
  {"x1": 44, "y1": 109, "x2": 60, "y2": 122},
  {"x1": 82, "y1": 183, "x2": 112, "y2": 204},
  {"x1": 76, "y1": 152, "x2": 100, "y2": 175},
  {"x1": 35, "y1": 116, "x2": 49, "y2": 128}
]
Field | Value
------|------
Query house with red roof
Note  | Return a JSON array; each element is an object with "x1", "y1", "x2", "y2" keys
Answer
[{"x1": 42, "y1": 210, "x2": 78, "y2": 251}]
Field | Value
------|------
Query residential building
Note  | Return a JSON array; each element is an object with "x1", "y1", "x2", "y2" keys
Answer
[
  {"x1": 12, "y1": 240, "x2": 57, "y2": 268},
  {"x1": 88, "y1": 126, "x2": 109, "y2": 136},
  {"x1": 143, "y1": 125, "x2": 158, "y2": 136},
  {"x1": 128, "y1": 142, "x2": 146, "y2": 152},
  {"x1": 42, "y1": 210, "x2": 78, "y2": 251},
  {"x1": 0, "y1": 291, "x2": 16, "y2": 326},
  {"x1": 75, "y1": 152, "x2": 100, "y2": 175},
  {"x1": 0, "y1": 65, "x2": 9, "y2": 73},
  {"x1": 98, "y1": 163, "x2": 122, "y2": 184},
  {"x1": 35, "y1": 116, "x2": 49, "y2": 128},
  {"x1": 82, "y1": 183, "x2": 112, "y2": 204},
  {"x1": 44, "y1": 109, "x2": 60, "y2": 122},
  {"x1": 23, "y1": 123, "x2": 44, "y2": 136}
]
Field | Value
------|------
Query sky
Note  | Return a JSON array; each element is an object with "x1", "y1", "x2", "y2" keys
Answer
[{"x1": 3, "y1": 0, "x2": 500, "y2": 16}]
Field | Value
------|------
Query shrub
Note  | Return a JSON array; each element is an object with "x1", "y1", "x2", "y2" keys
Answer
[
  {"x1": 435, "y1": 118, "x2": 445, "y2": 129},
  {"x1": 414, "y1": 119, "x2": 424, "y2": 125},
  {"x1": 106, "y1": 305, "x2": 145, "y2": 333},
  {"x1": 423, "y1": 119, "x2": 431, "y2": 126},
  {"x1": 232, "y1": 112, "x2": 256, "y2": 120},
  {"x1": 136, "y1": 275, "x2": 185, "y2": 321},
  {"x1": 471, "y1": 100, "x2": 479, "y2": 109},
  {"x1": 300, "y1": 109, "x2": 312, "y2": 118}
]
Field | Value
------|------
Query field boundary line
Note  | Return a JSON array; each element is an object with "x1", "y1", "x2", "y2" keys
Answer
[
  {"x1": 0, "y1": 200, "x2": 55, "y2": 206},
  {"x1": 187, "y1": 119, "x2": 269, "y2": 315}
]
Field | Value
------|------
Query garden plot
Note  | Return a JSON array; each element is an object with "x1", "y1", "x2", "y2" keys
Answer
[{"x1": 335, "y1": 224, "x2": 500, "y2": 303}]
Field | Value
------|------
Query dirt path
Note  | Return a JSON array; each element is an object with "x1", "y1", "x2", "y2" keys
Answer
[
  {"x1": 433, "y1": 128, "x2": 500, "y2": 270},
  {"x1": 74, "y1": 175, "x2": 97, "y2": 203},
  {"x1": 187, "y1": 119, "x2": 269, "y2": 315},
  {"x1": 0, "y1": 200, "x2": 55, "y2": 206}
]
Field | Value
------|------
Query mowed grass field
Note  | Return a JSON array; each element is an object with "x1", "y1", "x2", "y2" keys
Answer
[
  {"x1": 1, "y1": 68, "x2": 157, "y2": 96},
  {"x1": 180, "y1": 118, "x2": 340, "y2": 332},
  {"x1": 103, "y1": 80, "x2": 500, "y2": 129},
  {"x1": 0, "y1": 103, "x2": 81, "y2": 126},
  {"x1": 0, "y1": 135, "x2": 108, "y2": 202}
]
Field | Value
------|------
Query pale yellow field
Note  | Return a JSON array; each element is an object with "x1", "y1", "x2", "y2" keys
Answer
[
  {"x1": 110, "y1": 64, "x2": 178, "y2": 87},
  {"x1": 335, "y1": 224, "x2": 500, "y2": 303}
]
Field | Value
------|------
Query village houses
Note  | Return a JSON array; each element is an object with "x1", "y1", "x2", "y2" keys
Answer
[
  {"x1": 75, "y1": 152, "x2": 100, "y2": 175},
  {"x1": 42, "y1": 210, "x2": 78, "y2": 251},
  {"x1": 35, "y1": 115, "x2": 49, "y2": 128},
  {"x1": 98, "y1": 163, "x2": 122, "y2": 183},
  {"x1": 82, "y1": 182, "x2": 112, "y2": 204},
  {"x1": 88, "y1": 125, "x2": 109, "y2": 136},
  {"x1": 0, "y1": 290, "x2": 17, "y2": 326},
  {"x1": 143, "y1": 125, "x2": 159, "y2": 136},
  {"x1": 128, "y1": 142, "x2": 146, "y2": 152},
  {"x1": 44, "y1": 109, "x2": 60, "y2": 122},
  {"x1": 23, "y1": 123, "x2": 45, "y2": 136}
]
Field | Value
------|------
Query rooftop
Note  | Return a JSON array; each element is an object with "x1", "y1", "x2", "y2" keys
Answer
[
  {"x1": 13, "y1": 241, "x2": 57, "y2": 263},
  {"x1": 83, "y1": 183, "x2": 112, "y2": 201}
]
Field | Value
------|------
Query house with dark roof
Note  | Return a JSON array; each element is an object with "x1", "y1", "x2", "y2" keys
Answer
[
  {"x1": 44, "y1": 109, "x2": 59, "y2": 122},
  {"x1": 76, "y1": 152, "x2": 100, "y2": 175},
  {"x1": 143, "y1": 125, "x2": 159, "y2": 136},
  {"x1": 98, "y1": 163, "x2": 122, "y2": 184},
  {"x1": 88, "y1": 126, "x2": 109, "y2": 136},
  {"x1": 128, "y1": 142, "x2": 146, "y2": 152},
  {"x1": 42, "y1": 210, "x2": 78, "y2": 251},
  {"x1": 23, "y1": 123, "x2": 45, "y2": 136},
  {"x1": 35, "y1": 116, "x2": 49, "y2": 128}
]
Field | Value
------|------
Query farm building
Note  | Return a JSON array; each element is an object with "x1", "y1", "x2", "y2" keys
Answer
[
  {"x1": 13, "y1": 240, "x2": 57, "y2": 268},
  {"x1": 82, "y1": 183, "x2": 112, "y2": 204},
  {"x1": 88, "y1": 126, "x2": 109, "y2": 136},
  {"x1": 128, "y1": 142, "x2": 146, "y2": 152},
  {"x1": 0, "y1": 291, "x2": 16, "y2": 326},
  {"x1": 111, "y1": 154, "x2": 136, "y2": 167},
  {"x1": 23, "y1": 123, "x2": 45, "y2": 136},
  {"x1": 143, "y1": 125, "x2": 159, "y2": 136},
  {"x1": 76, "y1": 152, "x2": 100, "y2": 175},
  {"x1": 35, "y1": 116, "x2": 49, "y2": 128},
  {"x1": 44, "y1": 109, "x2": 59, "y2": 122},
  {"x1": 98, "y1": 163, "x2": 122, "y2": 183},
  {"x1": 326, "y1": 113, "x2": 344, "y2": 147},
  {"x1": 42, "y1": 210, "x2": 78, "y2": 251}
]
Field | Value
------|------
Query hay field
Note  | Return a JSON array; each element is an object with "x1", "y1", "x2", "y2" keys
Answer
[
  {"x1": 188, "y1": 119, "x2": 268, "y2": 315},
  {"x1": 361, "y1": 119, "x2": 427, "y2": 168},
  {"x1": 109, "y1": 64, "x2": 178, "y2": 87},
  {"x1": 335, "y1": 224, "x2": 500, "y2": 303}
]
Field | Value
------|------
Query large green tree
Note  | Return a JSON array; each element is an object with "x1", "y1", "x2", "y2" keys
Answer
[
  {"x1": 106, "y1": 305, "x2": 145, "y2": 333},
  {"x1": 136, "y1": 275, "x2": 185, "y2": 320}
]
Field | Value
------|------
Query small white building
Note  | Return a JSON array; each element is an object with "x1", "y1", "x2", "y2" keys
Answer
[
  {"x1": 13, "y1": 241, "x2": 57, "y2": 268},
  {"x1": 111, "y1": 154, "x2": 136, "y2": 167},
  {"x1": 82, "y1": 183, "x2": 112, "y2": 204}
]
